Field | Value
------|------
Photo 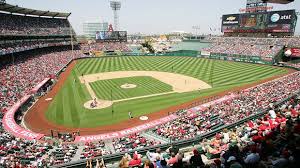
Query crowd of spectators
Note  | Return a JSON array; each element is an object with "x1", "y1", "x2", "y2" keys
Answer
[
  {"x1": 203, "y1": 37, "x2": 300, "y2": 61},
  {"x1": 282, "y1": 62, "x2": 300, "y2": 69},
  {"x1": 112, "y1": 96, "x2": 299, "y2": 168},
  {"x1": 207, "y1": 37, "x2": 300, "y2": 47},
  {"x1": 48, "y1": 144, "x2": 78, "y2": 165},
  {"x1": 0, "y1": 40, "x2": 74, "y2": 56},
  {"x1": 0, "y1": 46, "x2": 88, "y2": 167},
  {"x1": 80, "y1": 42, "x2": 132, "y2": 53},
  {"x1": 193, "y1": 97, "x2": 300, "y2": 168},
  {"x1": 0, "y1": 128, "x2": 81, "y2": 167},
  {"x1": 0, "y1": 47, "x2": 86, "y2": 113},
  {"x1": 113, "y1": 133, "x2": 161, "y2": 153},
  {"x1": 153, "y1": 71, "x2": 300, "y2": 141},
  {"x1": 0, "y1": 13, "x2": 73, "y2": 36},
  {"x1": 80, "y1": 141, "x2": 112, "y2": 159}
]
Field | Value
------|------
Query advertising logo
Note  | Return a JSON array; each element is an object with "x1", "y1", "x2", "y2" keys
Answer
[
  {"x1": 270, "y1": 13, "x2": 280, "y2": 23},
  {"x1": 226, "y1": 16, "x2": 236, "y2": 21},
  {"x1": 222, "y1": 14, "x2": 240, "y2": 25},
  {"x1": 268, "y1": 10, "x2": 294, "y2": 25},
  {"x1": 119, "y1": 31, "x2": 126, "y2": 37}
]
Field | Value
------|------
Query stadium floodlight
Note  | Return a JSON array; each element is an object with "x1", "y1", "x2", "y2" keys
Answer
[{"x1": 110, "y1": 1, "x2": 121, "y2": 31}]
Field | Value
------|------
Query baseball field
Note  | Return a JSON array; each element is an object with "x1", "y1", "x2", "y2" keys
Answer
[{"x1": 40, "y1": 56, "x2": 289, "y2": 129}]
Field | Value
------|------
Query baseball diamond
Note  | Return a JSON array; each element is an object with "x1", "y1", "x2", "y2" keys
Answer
[
  {"x1": 1, "y1": 0, "x2": 300, "y2": 167},
  {"x1": 27, "y1": 56, "x2": 289, "y2": 129}
]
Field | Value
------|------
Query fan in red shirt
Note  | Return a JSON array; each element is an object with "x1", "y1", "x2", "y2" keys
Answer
[{"x1": 128, "y1": 153, "x2": 141, "y2": 167}]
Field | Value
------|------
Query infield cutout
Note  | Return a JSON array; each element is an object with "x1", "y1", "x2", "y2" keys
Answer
[
  {"x1": 80, "y1": 71, "x2": 211, "y2": 110},
  {"x1": 120, "y1": 83, "x2": 137, "y2": 89}
]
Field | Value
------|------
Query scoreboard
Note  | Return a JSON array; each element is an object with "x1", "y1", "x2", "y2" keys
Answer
[
  {"x1": 240, "y1": 13, "x2": 266, "y2": 29},
  {"x1": 96, "y1": 31, "x2": 127, "y2": 42},
  {"x1": 221, "y1": 9, "x2": 296, "y2": 33}
]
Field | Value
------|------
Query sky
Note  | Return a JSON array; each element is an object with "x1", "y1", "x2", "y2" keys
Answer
[{"x1": 5, "y1": 0, "x2": 300, "y2": 35}]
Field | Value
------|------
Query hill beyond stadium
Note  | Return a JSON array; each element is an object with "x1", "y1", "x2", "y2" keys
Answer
[{"x1": 0, "y1": 0, "x2": 300, "y2": 167}]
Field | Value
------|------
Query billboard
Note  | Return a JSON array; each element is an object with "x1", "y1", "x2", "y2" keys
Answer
[
  {"x1": 96, "y1": 31, "x2": 127, "y2": 42},
  {"x1": 240, "y1": 13, "x2": 266, "y2": 29},
  {"x1": 241, "y1": 14, "x2": 257, "y2": 28},
  {"x1": 267, "y1": 24, "x2": 291, "y2": 32},
  {"x1": 222, "y1": 14, "x2": 240, "y2": 25},
  {"x1": 222, "y1": 25, "x2": 239, "y2": 33},
  {"x1": 268, "y1": 10, "x2": 295, "y2": 25},
  {"x1": 221, "y1": 9, "x2": 296, "y2": 33}
]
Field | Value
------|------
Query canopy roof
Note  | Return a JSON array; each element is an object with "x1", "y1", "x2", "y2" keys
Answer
[{"x1": 0, "y1": 2, "x2": 71, "y2": 18}]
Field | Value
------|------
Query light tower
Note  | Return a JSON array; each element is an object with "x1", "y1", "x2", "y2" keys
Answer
[{"x1": 110, "y1": 1, "x2": 121, "y2": 31}]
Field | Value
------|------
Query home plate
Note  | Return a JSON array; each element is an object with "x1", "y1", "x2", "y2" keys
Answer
[
  {"x1": 139, "y1": 116, "x2": 148, "y2": 121},
  {"x1": 45, "y1": 98, "x2": 53, "y2": 101}
]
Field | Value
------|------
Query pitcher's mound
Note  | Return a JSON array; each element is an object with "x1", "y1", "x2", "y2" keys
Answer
[
  {"x1": 84, "y1": 99, "x2": 113, "y2": 110},
  {"x1": 120, "y1": 83, "x2": 137, "y2": 89}
]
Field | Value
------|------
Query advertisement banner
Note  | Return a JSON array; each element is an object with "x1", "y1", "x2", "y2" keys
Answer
[
  {"x1": 74, "y1": 115, "x2": 178, "y2": 142},
  {"x1": 268, "y1": 10, "x2": 295, "y2": 25},
  {"x1": 201, "y1": 51, "x2": 211, "y2": 56},
  {"x1": 96, "y1": 31, "x2": 127, "y2": 42},
  {"x1": 222, "y1": 25, "x2": 239, "y2": 33},
  {"x1": 267, "y1": 24, "x2": 291, "y2": 32},
  {"x1": 3, "y1": 95, "x2": 44, "y2": 140},
  {"x1": 222, "y1": 14, "x2": 240, "y2": 25}
]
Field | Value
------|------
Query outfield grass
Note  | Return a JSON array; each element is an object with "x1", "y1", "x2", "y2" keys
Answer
[
  {"x1": 45, "y1": 56, "x2": 288, "y2": 128},
  {"x1": 90, "y1": 76, "x2": 173, "y2": 100}
]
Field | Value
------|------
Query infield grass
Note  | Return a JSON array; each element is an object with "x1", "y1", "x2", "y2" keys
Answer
[
  {"x1": 45, "y1": 56, "x2": 289, "y2": 128},
  {"x1": 90, "y1": 76, "x2": 173, "y2": 100}
]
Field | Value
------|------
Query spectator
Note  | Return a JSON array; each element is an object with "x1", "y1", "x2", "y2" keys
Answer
[
  {"x1": 189, "y1": 149, "x2": 204, "y2": 168},
  {"x1": 144, "y1": 159, "x2": 154, "y2": 168},
  {"x1": 244, "y1": 146, "x2": 260, "y2": 166},
  {"x1": 119, "y1": 155, "x2": 129, "y2": 168},
  {"x1": 227, "y1": 156, "x2": 242, "y2": 168},
  {"x1": 128, "y1": 153, "x2": 142, "y2": 167},
  {"x1": 167, "y1": 152, "x2": 177, "y2": 166}
]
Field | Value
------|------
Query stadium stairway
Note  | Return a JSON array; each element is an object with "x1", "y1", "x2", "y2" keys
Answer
[
  {"x1": 104, "y1": 140, "x2": 116, "y2": 154},
  {"x1": 71, "y1": 146, "x2": 84, "y2": 162},
  {"x1": 141, "y1": 131, "x2": 169, "y2": 144}
]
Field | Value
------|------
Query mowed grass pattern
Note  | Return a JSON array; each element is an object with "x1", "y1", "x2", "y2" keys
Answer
[
  {"x1": 77, "y1": 56, "x2": 285, "y2": 86},
  {"x1": 90, "y1": 76, "x2": 173, "y2": 100},
  {"x1": 46, "y1": 56, "x2": 288, "y2": 128}
]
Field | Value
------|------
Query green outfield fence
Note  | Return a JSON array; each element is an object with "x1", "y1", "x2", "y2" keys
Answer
[
  {"x1": 106, "y1": 50, "x2": 199, "y2": 57},
  {"x1": 105, "y1": 49, "x2": 277, "y2": 65}
]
